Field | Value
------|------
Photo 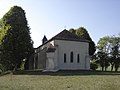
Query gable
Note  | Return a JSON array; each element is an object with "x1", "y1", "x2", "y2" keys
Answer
[
  {"x1": 52, "y1": 30, "x2": 89, "y2": 42},
  {"x1": 36, "y1": 29, "x2": 89, "y2": 49}
]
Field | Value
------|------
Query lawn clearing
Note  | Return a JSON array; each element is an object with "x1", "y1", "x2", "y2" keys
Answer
[{"x1": 0, "y1": 71, "x2": 120, "y2": 90}]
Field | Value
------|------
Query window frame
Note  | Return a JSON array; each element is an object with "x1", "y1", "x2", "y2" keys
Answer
[
  {"x1": 70, "y1": 52, "x2": 73, "y2": 63},
  {"x1": 77, "y1": 54, "x2": 80, "y2": 63},
  {"x1": 64, "y1": 53, "x2": 66, "y2": 63}
]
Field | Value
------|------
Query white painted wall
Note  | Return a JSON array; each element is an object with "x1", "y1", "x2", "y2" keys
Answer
[
  {"x1": 37, "y1": 39, "x2": 90, "y2": 70},
  {"x1": 40, "y1": 40, "x2": 55, "y2": 50},
  {"x1": 54, "y1": 40, "x2": 90, "y2": 70},
  {"x1": 35, "y1": 41, "x2": 54, "y2": 53},
  {"x1": 46, "y1": 53, "x2": 55, "y2": 70}
]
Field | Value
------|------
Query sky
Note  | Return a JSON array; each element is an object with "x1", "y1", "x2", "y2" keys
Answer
[{"x1": 0, "y1": 0, "x2": 120, "y2": 48}]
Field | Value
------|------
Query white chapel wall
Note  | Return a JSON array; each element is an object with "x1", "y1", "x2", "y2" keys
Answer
[{"x1": 54, "y1": 40, "x2": 90, "y2": 70}]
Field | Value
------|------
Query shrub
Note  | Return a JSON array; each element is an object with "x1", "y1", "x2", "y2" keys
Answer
[
  {"x1": 90, "y1": 63, "x2": 98, "y2": 70},
  {"x1": 0, "y1": 64, "x2": 6, "y2": 73}
]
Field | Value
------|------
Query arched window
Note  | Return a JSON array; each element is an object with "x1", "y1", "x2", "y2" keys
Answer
[
  {"x1": 70, "y1": 52, "x2": 73, "y2": 63},
  {"x1": 64, "y1": 53, "x2": 66, "y2": 63},
  {"x1": 77, "y1": 54, "x2": 80, "y2": 63}
]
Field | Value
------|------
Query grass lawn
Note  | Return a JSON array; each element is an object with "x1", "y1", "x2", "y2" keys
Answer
[{"x1": 0, "y1": 70, "x2": 120, "y2": 90}]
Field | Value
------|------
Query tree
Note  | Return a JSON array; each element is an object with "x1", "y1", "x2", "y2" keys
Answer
[
  {"x1": 96, "y1": 51, "x2": 109, "y2": 71},
  {"x1": 0, "y1": 19, "x2": 1, "y2": 29},
  {"x1": 97, "y1": 36, "x2": 111, "y2": 53},
  {"x1": 90, "y1": 54, "x2": 98, "y2": 70},
  {"x1": 0, "y1": 6, "x2": 34, "y2": 70},
  {"x1": 69, "y1": 28, "x2": 76, "y2": 34},
  {"x1": 109, "y1": 36, "x2": 120, "y2": 71},
  {"x1": 90, "y1": 63, "x2": 98, "y2": 70},
  {"x1": 96, "y1": 36, "x2": 111, "y2": 71},
  {"x1": 96, "y1": 35, "x2": 120, "y2": 71},
  {"x1": 69, "y1": 27, "x2": 96, "y2": 56}
]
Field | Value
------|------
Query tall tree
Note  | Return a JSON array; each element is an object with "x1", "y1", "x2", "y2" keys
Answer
[
  {"x1": 90, "y1": 53, "x2": 98, "y2": 70},
  {"x1": 96, "y1": 36, "x2": 111, "y2": 71},
  {"x1": 110, "y1": 36, "x2": 120, "y2": 71},
  {"x1": 69, "y1": 27, "x2": 96, "y2": 56},
  {"x1": 0, "y1": 6, "x2": 34, "y2": 70},
  {"x1": 96, "y1": 35, "x2": 120, "y2": 71},
  {"x1": 97, "y1": 36, "x2": 111, "y2": 53},
  {"x1": 96, "y1": 51, "x2": 109, "y2": 71}
]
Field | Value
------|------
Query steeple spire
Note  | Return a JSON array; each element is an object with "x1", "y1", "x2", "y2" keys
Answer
[{"x1": 42, "y1": 35, "x2": 48, "y2": 44}]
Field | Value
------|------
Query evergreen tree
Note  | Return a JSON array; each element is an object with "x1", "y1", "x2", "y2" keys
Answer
[{"x1": 0, "y1": 6, "x2": 34, "y2": 70}]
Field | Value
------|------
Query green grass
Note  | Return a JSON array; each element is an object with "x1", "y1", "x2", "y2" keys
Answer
[{"x1": 0, "y1": 71, "x2": 120, "y2": 90}]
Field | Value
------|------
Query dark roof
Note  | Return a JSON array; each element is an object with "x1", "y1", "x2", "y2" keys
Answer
[
  {"x1": 51, "y1": 30, "x2": 89, "y2": 42},
  {"x1": 36, "y1": 30, "x2": 89, "y2": 49}
]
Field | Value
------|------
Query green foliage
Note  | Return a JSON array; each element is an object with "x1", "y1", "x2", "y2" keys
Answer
[
  {"x1": 96, "y1": 35, "x2": 120, "y2": 71},
  {"x1": 69, "y1": 27, "x2": 96, "y2": 56},
  {"x1": 0, "y1": 19, "x2": 1, "y2": 30},
  {"x1": 97, "y1": 36, "x2": 111, "y2": 52},
  {"x1": 0, "y1": 6, "x2": 34, "y2": 70},
  {"x1": 76, "y1": 27, "x2": 92, "y2": 40},
  {"x1": 90, "y1": 63, "x2": 98, "y2": 70},
  {"x1": 0, "y1": 64, "x2": 6, "y2": 73},
  {"x1": 69, "y1": 28, "x2": 76, "y2": 34},
  {"x1": 96, "y1": 51, "x2": 110, "y2": 71},
  {"x1": 110, "y1": 36, "x2": 120, "y2": 71},
  {"x1": 90, "y1": 54, "x2": 98, "y2": 70}
]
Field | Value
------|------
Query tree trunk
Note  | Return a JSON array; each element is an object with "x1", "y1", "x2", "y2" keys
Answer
[
  {"x1": 114, "y1": 61, "x2": 119, "y2": 71},
  {"x1": 102, "y1": 67, "x2": 104, "y2": 71},
  {"x1": 111, "y1": 64, "x2": 114, "y2": 71},
  {"x1": 115, "y1": 65, "x2": 119, "y2": 72},
  {"x1": 115, "y1": 66, "x2": 118, "y2": 71},
  {"x1": 13, "y1": 64, "x2": 18, "y2": 71}
]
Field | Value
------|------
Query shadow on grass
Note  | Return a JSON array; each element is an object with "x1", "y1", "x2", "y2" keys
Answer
[{"x1": 13, "y1": 70, "x2": 120, "y2": 76}]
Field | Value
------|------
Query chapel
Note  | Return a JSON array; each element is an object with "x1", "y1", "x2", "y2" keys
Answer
[{"x1": 29, "y1": 30, "x2": 90, "y2": 71}]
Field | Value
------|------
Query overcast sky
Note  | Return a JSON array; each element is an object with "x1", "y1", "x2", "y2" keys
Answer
[{"x1": 0, "y1": 0, "x2": 120, "y2": 47}]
